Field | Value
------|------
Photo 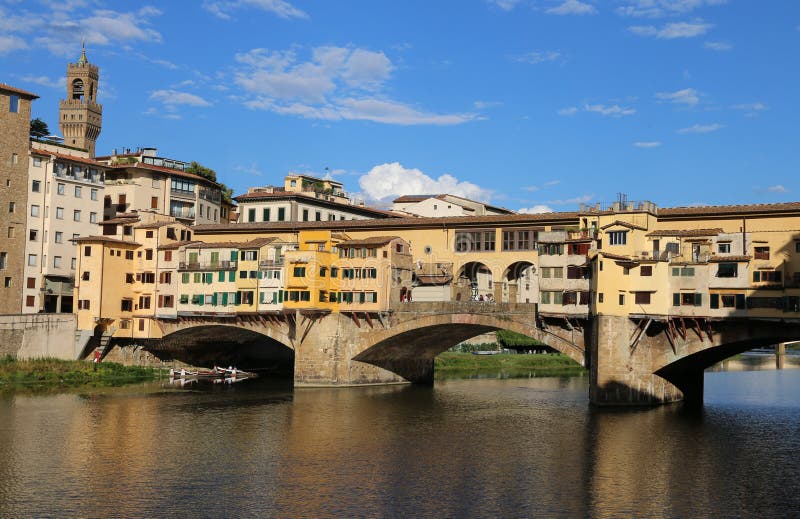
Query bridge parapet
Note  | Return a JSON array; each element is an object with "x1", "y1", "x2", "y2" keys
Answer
[{"x1": 389, "y1": 301, "x2": 537, "y2": 317}]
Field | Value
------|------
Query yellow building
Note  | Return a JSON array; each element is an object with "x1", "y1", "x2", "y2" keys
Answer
[{"x1": 73, "y1": 200, "x2": 800, "y2": 342}]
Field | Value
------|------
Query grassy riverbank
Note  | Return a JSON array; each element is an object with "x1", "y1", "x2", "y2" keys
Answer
[
  {"x1": 0, "y1": 356, "x2": 165, "y2": 389},
  {"x1": 434, "y1": 352, "x2": 586, "y2": 379}
]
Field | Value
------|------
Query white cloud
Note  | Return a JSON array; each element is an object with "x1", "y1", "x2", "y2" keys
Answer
[
  {"x1": 524, "y1": 180, "x2": 560, "y2": 192},
  {"x1": 518, "y1": 205, "x2": 554, "y2": 214},
  {"x1": 546, "y1": 0, "x2": 597, "y2": 15},
  {"x1": 513, "y1": 50, "x2": 563, "y2": 64},
  {"x1": 203, "y1": 0, "x2": 308, "y2": 20},
  {"x1": 473, "y1": 100, "x2": 503, "y2": 109},
  {"x1": 19, "y1": 75, "x2": 64, "y2": 89},
  {"x1": 767, "y1": 185, "x2": 788, "y2": 193},
  {"x1": 732, "y1": 102, "x2": 768, "y2": 116},
  {"x1": 150, "y1": 90, "x2": 212, "y2": 109},
  {"x1": 633, "y1": 141, "x2": 662, "y2": 148},
  {"x1": 676, "y1": 123, "x2": 724, "y2": 134},
  {"x1": 546, "y1": 194, "x2": 595, "y2": 205},
  {"x1": 617, "y1": 0, "x2": 727, "y2": 18},
  {"x1": 629, "y1": 20, "x2": 713, "y2": 39},
  {"x1": 655, "y1": 87, "x2": 700, "y2": 105},
  {"x1": 487, "y1": 0, "x2": 523, "y2": 10},
  {"x1": 704, "y1": 40, "x2": 732, "y2": 51},
  {"x1": 235, "y1": 46, "x2": 476, "y2": 126},
  {"x1": 357, "y1": 163, "x2": 493, "y2": 202},
  {"x1": 234, "y1": 163, "x2": 264, "y2": 177},
  {"x1": 558, "y1": 106, "x2": 579, "y2": 116},
  {"x1": 0, "y1": 5, "x2": 164, "y2": 57},
  {"x1": 0, "y1": 35, "x2": 27, "y2": 54},
  {"x1": 584, "y1": 103, "x2": 636, "y2": 117}
]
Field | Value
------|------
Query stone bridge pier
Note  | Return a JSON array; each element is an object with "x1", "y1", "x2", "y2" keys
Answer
[{"x1": 591, "y1": 314, "x2": 800, "y2": 406}]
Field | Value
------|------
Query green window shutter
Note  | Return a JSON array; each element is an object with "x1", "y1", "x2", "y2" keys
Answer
[
  {"x1": 753, "y1": 271, "x2": 760, "y2": 282},
  {"x1": 211, "y1": 293, "x2": 218, "y2": 306},
  {"x1": 222, "y1": 292, "x2": 228, "y2": 305},
  {"x1": 673, "y1": 293, "x2": 680, "y2": 306},
  {"x1": 694, "y1": 293, "x2": 702, "y2": 307},
  {"x1": 189, "y1": 252, "x2": 198, "y2": 263},
  {"x1": 235, "y1": 291, "x2": 242, "y2": 305},
  {"x1": 258, "y1": 271, "x2": 264, "y2": 279},
  {"x1": 230, "y1": 251, "x2": 237, "y2": 261},
  {"x1": 197, "y1": 295, "x2": 204, "y2": 306},
  {"x1": 278, "y1": 291, "x2": 283, "y2": 303},
  {"x1": 735, "y1": 294, "x2": 746, "y2": 309},
  {"x1": 211, "y1": 252, "x2": 219, "y2": 265},
  {"x1": 182, "y1": 273, "x2": 189, "y2": 284},
  {"x1": 218, "y1": 271, "x2": 225, "y2": 282},
  {"x1": 710, "y1": 293, "x2": 719, "y2": 309},
  {"x1": 228, "y1": 271, "x2": 235, "y2": 282}
]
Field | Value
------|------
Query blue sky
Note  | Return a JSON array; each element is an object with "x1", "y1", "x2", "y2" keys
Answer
[{"x1": 2, "y1": 0, "x2": 798, "y2": 212}]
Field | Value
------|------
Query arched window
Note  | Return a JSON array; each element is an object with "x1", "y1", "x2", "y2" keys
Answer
[{"x1": 72, "y1": 79, "x2": 85, "y2": 100}]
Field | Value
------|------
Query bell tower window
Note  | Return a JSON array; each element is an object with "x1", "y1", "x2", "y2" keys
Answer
[{"x1": 72, "y1": 79, "x2": 84, "y2": 101}]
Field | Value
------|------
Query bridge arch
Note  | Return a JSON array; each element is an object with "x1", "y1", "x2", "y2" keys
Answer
[
  {"x1": 456, "y1": 261, "x2": 494, "y2": 301},
  {"x1": 156, "y1": 324, "x2": 295, "y2": 372},
  {"x1": 352, "y1": 309, "x2": 586, "y2": 383},
  {"x1": 502, "y1": 261, "x2": 537, "y2": 303}
]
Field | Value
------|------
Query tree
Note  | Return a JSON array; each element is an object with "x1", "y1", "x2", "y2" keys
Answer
[
  {"x1": 30, "y1": 118, "x2": 49, "y2": 139},
  {"x1": 185, "y1": 161, "x2": 233, "y2": 205},
  {"x1": 185, "y1": 161, "x2": 217, "y2": 183}
]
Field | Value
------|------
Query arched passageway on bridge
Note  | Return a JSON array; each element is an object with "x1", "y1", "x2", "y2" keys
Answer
[
  {"x1": 154, "y1": 325, "x2": 295, "y2": 376},
  {"x1": 502, "y1": 261, "x2": 537, "y2": 303},
  {"x1": 456, "y1": 262, "x2": 494, "y2": 301},
  {"x1": 353, "y1": 317, "x2": 585, "y2": 384}
]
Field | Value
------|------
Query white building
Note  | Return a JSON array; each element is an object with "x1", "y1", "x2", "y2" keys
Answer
[
  {"x1": 22, "y1": 142, "x2": 107, "y2": 313},
  {"x1": 392, "y1": 194, "x2": 515, "y2": 218}
]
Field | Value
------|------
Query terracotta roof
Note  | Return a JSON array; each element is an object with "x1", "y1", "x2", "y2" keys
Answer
[
  {"x1": 646, "y1": 228, "x2": 723, "y2": 237},
  {"x1": 393, "y1": 194, "x2": 440, "y2": 203},
  {"x1": 600, "y1": 220, "x2": 648, "y2": 231},
  {"x1": 709, "y1": 255, "x2": 752, "y2": 262},
  {"x1": 414, "y1": 274, "x2": 453, "y2": 285},
  {"x1": 101, "y1": 216, "x2": 140, "y2": 225},
  {"x1": 107, "y1": 162, "x2": 219, "y2": 186},
  {"x1": 599, "y1": 251, "x2": 637, "y2": 262},
  {"x1": 241, "y1": 237, "x2": 276, "y2": 248},
  {"x1": 337, "y1": 236, "x2": 402, "y2": 247},
  {"x1": 135, "y1": 221, "x2": 180, "y2": 229},
  {"x1": 158, "y1": 240, "x2": 202, "y2": 250},
  {"x1": 71, "y1": 236, "x2": 140, "y2": 246},
  {"x1": 193, "y1": 211, "x2": 581, "y2": 234},
  {"x1": 31, "y1": 147, "x2": 108, "y2": 168},
  {"x1": 660, "y1": 202, "x2": 800, "y2": 217},
  {"x1": 0, "y1": 83, "x2": 38, "y2": 99}
]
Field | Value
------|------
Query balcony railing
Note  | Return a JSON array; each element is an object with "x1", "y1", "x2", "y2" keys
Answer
[
  {"x1": 754, "y1": 251, "x2": 770, "y2": 260},
  {"x1": 178, "y1": 260, "x2": 237, "y2": 271},
  {"x1": 259, "y1": 259, "x2": 284, "y2": 268},
  {"x1": 170, "y1": 188, "x2": 195, "y2": 200}
]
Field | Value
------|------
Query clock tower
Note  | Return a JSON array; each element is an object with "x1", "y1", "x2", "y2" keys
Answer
[{"x1": 58, "y1": 43, "x2": 102, "y2": 157}]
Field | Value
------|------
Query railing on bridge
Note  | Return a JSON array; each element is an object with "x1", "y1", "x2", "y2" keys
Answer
[{"x1": 389, "y1": 301, "x2": 538, "y2": 317}]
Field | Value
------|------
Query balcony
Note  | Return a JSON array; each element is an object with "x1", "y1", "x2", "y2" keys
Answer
[
  {"x1": 178, "y1": 260, "x2": 237, "y2": 271},
  {"x1": 170, "y1": 188, "x2": 195, "y2": 200},
  {"x1": 259, "y1": 259, "x2": 284, "y2": 268},
  {"x1": 754, "y1": 251, "x2": 770, "y2": 261},
  {"x1": 567, "y1": 229, "x2": 597, "y2": 240}
]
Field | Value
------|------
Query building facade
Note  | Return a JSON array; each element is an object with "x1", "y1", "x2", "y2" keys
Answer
[
  {"x1": 97, "y1": 148, "x2": 223, "y2": 226},
  {"x1": 0, "y1": 83, "x2": 38, "y2": 314},
  {"x1": 22, "y1": 142, "x2": 107, "y2": 313},
  {"x1": 236, "y1": 173, "x2": 398, "y2": 223},
  {"x1": 392, "y1": 194, "x2": 515, "y2": 217}
]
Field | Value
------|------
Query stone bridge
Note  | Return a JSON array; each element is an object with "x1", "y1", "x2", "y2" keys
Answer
[{"x1": 145, "y1": 304, "x2": 800, "y2": 406}]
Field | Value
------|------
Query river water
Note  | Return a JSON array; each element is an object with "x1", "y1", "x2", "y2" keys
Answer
[{"x1": 1, "y1": 356, "x2": 799, "y2": 518}]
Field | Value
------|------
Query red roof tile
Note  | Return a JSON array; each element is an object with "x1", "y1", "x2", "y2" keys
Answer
[{"x1": 0, "y1": 83, "x2": 38, "y2": 99}]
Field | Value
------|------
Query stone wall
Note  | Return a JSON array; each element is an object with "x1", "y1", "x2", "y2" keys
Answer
[
  {"x1": 0, "y1": 313, "x2": 79, "y2": 359},
  {"x1": 0, "y1": 88, "x2": 34, "y2": 314}
]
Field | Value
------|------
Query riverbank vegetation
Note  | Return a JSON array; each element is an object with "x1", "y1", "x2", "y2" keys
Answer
[
  {"x1": 0, "y1": 356, "x2": 164, "y2": 389},
  {"x1": 435, "y1": 352, "x2": 586, "y2": 379}
]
